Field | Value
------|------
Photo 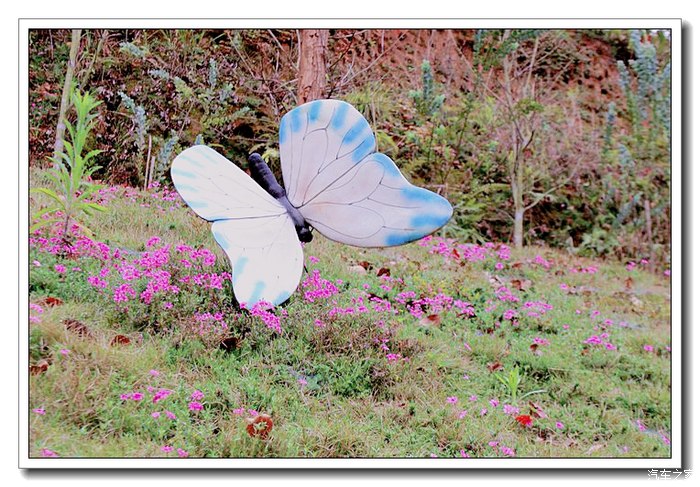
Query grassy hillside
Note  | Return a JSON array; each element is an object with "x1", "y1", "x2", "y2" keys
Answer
[{"x1": 28, "y1": 175, "x2": 671, "y2": 459}]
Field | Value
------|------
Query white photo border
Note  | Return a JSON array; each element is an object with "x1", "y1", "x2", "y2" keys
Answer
[{"x1": 18, "y1": 17, "x2": 683, "y2": 470}]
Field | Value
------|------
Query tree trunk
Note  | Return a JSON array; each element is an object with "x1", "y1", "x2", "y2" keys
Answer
[
  {"x1": 53, "y1": 29, "x2": 81, "y2": 161},
  {"x1": 513, "y1": 206, "x2": 525, "y2": 249},
  {"x1": 297, "y1": 29, "x2": 329, "y2": 104}
]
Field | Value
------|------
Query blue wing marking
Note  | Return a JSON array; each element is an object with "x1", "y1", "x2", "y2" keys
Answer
[
  {"x1": 247, "y1": 281, "x2": 267, "y2": 305},
  {"x1": 210, "y1": 217, "x2": 303, "y2": 307},
  {"x1": 276, "y1": 101, "x2": 453, "y2": 247},
  {"x1": 171, "y1": 145, "x2": 284, "y2": 222},
  {"x1": 171, "y1": 146, "x2": 302, "y2": 307}
]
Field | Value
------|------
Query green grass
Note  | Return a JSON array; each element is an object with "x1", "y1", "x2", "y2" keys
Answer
[{"x1": 28, "y1": 174, "x2": 672, "y2": 459}]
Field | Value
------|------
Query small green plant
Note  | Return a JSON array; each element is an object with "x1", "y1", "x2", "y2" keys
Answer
[
  {"x1": 495, "y1": 366, "x2": 546, "y2": 403},
  {"x1": 31, "y1": 89, "x2": 105, "y2": 239},
  {"x1": 409, "y1": 60, "x2": 445, "y2": 118}
]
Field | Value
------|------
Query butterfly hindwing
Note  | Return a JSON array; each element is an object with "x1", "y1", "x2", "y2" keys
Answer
[
  {"x1": 171, "y1": 145, "x2": 302, "y2": 306},
  {"x1": 279, "y1": 100, "x2": 453, "y2": 247},
  {"x1": 211, "y1": 216, "x2": 303, "y2": 307}
]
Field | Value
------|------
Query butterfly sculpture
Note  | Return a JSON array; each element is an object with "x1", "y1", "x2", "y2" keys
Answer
[{"x1": 171, "y1": 99, "x2": 453, "y2": 306}]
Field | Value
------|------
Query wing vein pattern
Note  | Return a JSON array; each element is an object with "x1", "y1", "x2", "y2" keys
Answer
[
  {"x1": 279, "y1": 99, "x2": 453, "y2": 247},
  {"x1": 171, "y1": 145, "x2": 302, "y2": 306}
]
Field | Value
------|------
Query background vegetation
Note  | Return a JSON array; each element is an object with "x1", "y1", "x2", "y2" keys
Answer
[
  {"x1": 28, "y1": 28, "x2": 671, "y2": 267},
  {"x1": 27, "y1": 28, "x2": 672, "y2": 459}
]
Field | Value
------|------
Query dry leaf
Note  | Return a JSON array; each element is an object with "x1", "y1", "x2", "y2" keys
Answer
[
  {"x1": 246, "y1": 413, "x2": 273, "y2": 439},
  {"x1": 511, "y1": 279, "x2": 532, "y2": 291},
  {"x1": 348, "y1": 265, "x2": 368, "y2": 275},
  {"x1": 486, "y1": 273, "x2": 505, "y2": 288},
  {"x1": 110, "y1": 334, "x2": 131, "y2": 346},
  {"x1": 376, "y1": 267, "x2": 391, "y2": 278},
  {"x1": 39, "y1": 296, "x2": 64, "y2": 307},
  {"x1": 487, "y1": 361, "x2": 503, "y2": 372},
  {"x1": 419, "y1": 314, "x2": 441, "y2": 327},
  {"x1": 528, "y1": 401, "x2": 548, "y2": 419},
  {"x1": 624, "y1": 276, "x2": 634, "y2": 291},
  {"x1": 63, "y1": 319, "x2": 92, "y2": 339},
  {"x1": 219, "y1": 336, "x2": 242, "y2": 352},
  {"x1": 30, "y1": 359, "x2": 50, "y2": 375},
  {"x1": 567, "y1": 286, "x2": 596, "y2": 296}
]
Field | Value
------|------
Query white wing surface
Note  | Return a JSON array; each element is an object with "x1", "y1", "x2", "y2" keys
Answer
[
  {"x1": 171, "y1": 145, "x2": 302, "y2": 306},
  {"x1": 279, "y1": 99, "x2": 453, "y2": 247},
  {"x1": 210, "y1": 216, "x2": 303, "y2": 306}
]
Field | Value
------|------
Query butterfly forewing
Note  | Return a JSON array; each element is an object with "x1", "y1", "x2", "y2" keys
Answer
[
  {"x1": 279, "y1": 100, "x2": 453, "y2": 247},
  {"x1": 171, "y1": 146, "x2": 283, "y2": 221},
  {"x1": 171, "y1": 145, "x2": 302, "y2": 306}
]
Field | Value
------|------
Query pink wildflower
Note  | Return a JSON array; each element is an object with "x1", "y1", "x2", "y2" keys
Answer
[
  {"x1": 188, "y1": 401, "x2": 203, "y2": 411},
  {"x1": 152, "y1": 389, "x2": 173, "y2": 404},
  {"x1": 503, "y1": 404, "x2": 519, "y2": 415},
  {"x1": 146, "y1": 236, "x2": 161, "y2": 248},
  {"x1": 500, "y1": 446, "x2": 515, "y2": 457},
  {"x1": 113, "y1": 283, "x2": 136, "y2": 303},
  {"x1": 87, "y1": 275, "x2": 108, "y2": 289}
]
